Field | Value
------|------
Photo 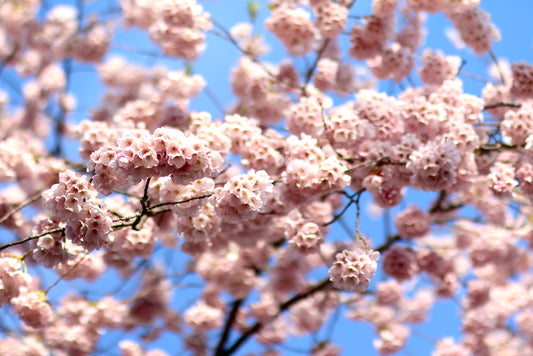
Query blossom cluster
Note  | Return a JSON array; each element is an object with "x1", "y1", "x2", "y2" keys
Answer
[
  {"x1": 88, "y1": 126, "x2": 224, "y2": 194},
  {"x1": 42, "y1": 170, "x2": 113, "y2": 252},
  {"x1": 1, "y1": 1, "x2": 533, "y2": 356},
  {"x1": 328, "y1": 248, "x2": 380, "y2": 292}
]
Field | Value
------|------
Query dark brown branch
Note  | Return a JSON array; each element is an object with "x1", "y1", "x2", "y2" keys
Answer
[
  {"x1": 303, "y1": 38, "x2": 330, "y2": 93},
  {"x1": 131, "y1": 178, "x2": 151, "y2": 231},
  {"x1": 214, "y1": 298, "x2": 245, "y2": 356},
  {"x1": 222, "y1": 279, "x2": 333, "y2": 355},
  {"x1": 483, "y1": 102, "x2": 521, "y2": 111},
  {"x1": 375, "y1": 234, "x2": 400, "y2": 253}
]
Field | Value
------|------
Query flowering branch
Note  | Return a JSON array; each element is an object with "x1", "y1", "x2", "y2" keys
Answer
[
  {"x1": 0, "y1": 228, "x2": 65, "y2": 252},
  {"x1": 221, "y1": 279, "x2": 333, "y2": 356}
]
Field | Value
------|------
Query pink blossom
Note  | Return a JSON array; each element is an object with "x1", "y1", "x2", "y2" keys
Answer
[
  {"x1": 373, "y1": 323, "x2": 410, "y2": 354},
  {"x1": 12, "y1": 290, "x2": 53, "y2": 328},
  {"x1": 153, "y1": 177, "x2": 214, "y2": 216},
  {"x1": 147, "y1": 0, "x2": 210, "y2": 60},
  {"x1": 120, "y1": 340, "x2": 143, "y2": 356},
  {"x1": 0, "y1": 255, "x2": 32, "y2": 306},
  {"x1": 283, "y1": 157, "x2": 349, "y2": 206},
  {"x1": 328, "y1": 248, "x2": 380, "y2": 292},
  {"x1": 407, "y1": 141, "x2": 461, "y2": 191},
  {"x1": 43, "y1": 170, "x2": 100, "y2": 219},
  {"x1": 466, "y1": 280, "x2": 490, "y2": 308},
  {"x1": 128, "y1": 268, "x2": 171, "y2": 324},
  {"x1": 230, "y1": 23, "x2": 269, "y2": 59},
  {"x1": 37, "y1": 64, "x2": 66, "y2": 94},
  {"x1": 286, "y1": 95, "x2": 326, "y2": 137},
  {"x1": 312, "y1": 1, "x2": 348, "y2": 38},
  {"x1": 183, "y1": 301, "x2": 223, "y2": 332},
  {"x1": 230, "y1": 57, "x2": 291, "y2": 124},
  {"x1": 401, "y1": 95, "x2": 446, "y2": 142},
  {"x1": 501, "y1": 102, "x2": 533, "y2": 145},
  {"x1": 396, "y1": 10, "x2": 426, "y2": 51},
  {"x1": 95, "y1": 296, "x2": 128, "y2": 328},
  {"x1": 54, "y1": 251, "x2": 106, "y2": 281},
  {"x1": 382, "y1": 245, "x2": 419, "y2": 281},
  {"x1": 196, "y1": 246, "x2": 257, "y2": 298},
  {"x1": 214, "y1": 169, "x2": 273, "y2": 223},
  {"x1": 363, "y1": 170, "x2": 405, "y2": 209},
  {"x1": 400, "y1": 289, "x2": 434, "y2": 323},
  {"x1": 349, "y1": 15, "x2": 393, "y2": 60},
  {"x1": 241, "y1": 131, "x2": 286, "y2": 175},
  {"x1": 177, "y1": 202, "x2": 222, "y2": 255},
  {"x1": 31, "y1": 216, "x2": 72, "y2": 268},
  {"x1": 283, "y1": 209, "x2": 324, "y2": 252},
  {"x1": 369, "y1": 43, "x2": 415, "y2": 83},
  {"x1": 488, "y1": 162, "x2": 517, "y2": 197},
  {"x1": 0, "y1": 336, "x2": 48, "y2": 356},
  {"x1": 482, "y1": 83, "x2": 511, "y2": 118},
  {"x1": 372, "y1": 0, "x2": 400, "y2": 17},
  {"x1": 432, "y1": 337, "x2": 470, "y2": 356},
  {"x1": 395, "y1": 205, "x2": 431, "y2": 239},
  {"x1": 325, "y1": 104, "x2": 375, "y2": 149},
  {"x1": 419, "y1": 49, "x2": 461, "y2": 86},
  {"x1": 190, "y1": 112, "x2": 232, "y2": 155},
  {"x1": 376, "y1": 280, "x2": 403, "y2": 306},
  {"x1": 417, "y1": 249, "x2": 447, "y2": 277},
  {"x1": 285, "y1": 134, "x2": 326, "y2": 163},
  {"x1": 98, "y1": 56, "x2": 147, "y2": 87},
  {"x1": 516, "y1": 309, "x2": 533, "y2": 339},
  {"x1": 250, "y1": 292, "x2": 280, "y2": 322},
  {"x1": 70, "y1": 22, "x2": 110, "y2": 63},
  {"x1": 355, "y1": 90, "x2": 404, "y2": 142},
  {"x1": 447, "y1": 8, "x2": 500, "y2": 55},
  {"x1": 312, "y1": 342, "x2": 341, "y2": 356},
  {"x1": 467, "y1": 226, "x2": 515, "y2": 267},
  {"x1": 65, "y1": 208, "x2": 113, "y2": 251},
  {"x1": 111, "y1": 219, "x2": 157, "y2": 260},
  {"x1": 517, "y1": 163, "x2": 533, "y2": 195},
  {"x1": 406, "y1": 0, "x2": 444, "y2": 13},
  {"x1": 436, "y1": 273, "x2": 459, "y2": 298},
  {"x1": 290, "y1": 292, "x2": 334, "y2": 334},
  {"x1": 270, "y1": 250, "x2": 310, "y2": 293},
  {"x1": 77, "y1": 120, "x2": 116, "y2": 160},
  {"x1": 510, "y1": 62, "x2": 533, "y2": 99},
  {"x1": 0, "y1": 2, "x2": 532, "y2": 356},
  {"x1": 462, "y1": 306, "x2": 497, "y2": 335},
  {"x1": 265, "y1": 5, "x2": 316, "y2": 56},
  {"x1": 258, "y1": 317, "x2": 288, "y2": 345}
]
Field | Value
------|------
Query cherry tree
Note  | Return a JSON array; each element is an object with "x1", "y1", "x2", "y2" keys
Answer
[{"x1": 0, "y1": 0, "x2": 532, "y2": 355}]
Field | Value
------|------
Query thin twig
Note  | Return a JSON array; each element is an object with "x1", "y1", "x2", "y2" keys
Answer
[
  {"x1": 488, "y1": 49, "x2": 506, "y2": 85},
  {"x1": 323, "y1": 190, "x2": 363, "y2": 227},
  {"x1": 43, "y1": 251, "x2": 90, "y2": 294},
  {"x1": 148, "y1": 194, "x2": 213, "y2": 210},
  {"x1": 0, "y1": 228, "x2": 65, "y2": 252},
  {"x1": 0, "y1": 190, "x2": 44, "y2": 225}
]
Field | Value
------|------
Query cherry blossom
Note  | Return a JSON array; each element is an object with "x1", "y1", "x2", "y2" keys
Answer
[{"x1": 0, "y1": 1, "x2": 532, "y2": 356}]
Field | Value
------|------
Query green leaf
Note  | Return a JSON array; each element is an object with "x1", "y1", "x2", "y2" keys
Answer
[{"x1": 247, "y1": 0, "x2": 261, "y2": 22}]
